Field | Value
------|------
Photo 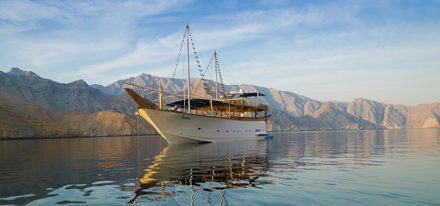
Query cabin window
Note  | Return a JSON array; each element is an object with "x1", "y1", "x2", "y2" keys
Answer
[
  {"x1": 198, "y1": 128, "x2": 201, "y2": 130},
  {"x1": 256, "y1": 129, "x2": 261, "y2": 132}
]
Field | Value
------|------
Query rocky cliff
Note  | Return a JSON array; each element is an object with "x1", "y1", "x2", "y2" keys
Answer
[{"x1": 347, "y1": 98, "x2": 440, "y2": 129}]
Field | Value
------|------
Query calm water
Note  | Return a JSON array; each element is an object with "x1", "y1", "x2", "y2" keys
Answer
[{"x1": 1, "y1": 129, "x2": 440, "y2": 205}]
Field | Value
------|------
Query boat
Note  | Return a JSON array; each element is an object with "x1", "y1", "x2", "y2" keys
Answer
[{"x1": 124, "y1": 24, "x2": 270, "y2": 144}]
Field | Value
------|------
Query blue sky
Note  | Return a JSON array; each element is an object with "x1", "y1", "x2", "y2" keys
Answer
[{"x1": 0, "y1": 0, "x2": 439, "y2": 105}]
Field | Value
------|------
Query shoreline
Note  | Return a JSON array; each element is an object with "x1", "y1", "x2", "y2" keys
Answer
[
  {"x1": 0, "y1": 134, "x2": 160, "y2": 141},
  {"x1": 3, "y1": 127, "x2": 438, "y2": 141}
]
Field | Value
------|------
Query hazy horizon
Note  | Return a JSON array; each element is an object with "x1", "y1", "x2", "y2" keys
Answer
[{"x1": 1, "y1": 0, "x2": 439, "y2": 106}]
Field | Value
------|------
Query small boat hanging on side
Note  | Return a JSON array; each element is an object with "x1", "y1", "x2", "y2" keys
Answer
[{"x1": 124, "y1": 24, "x2": 270, "y2": 144}]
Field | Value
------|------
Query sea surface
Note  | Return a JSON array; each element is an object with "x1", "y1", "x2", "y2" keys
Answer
[{"x1": 1, "y1": 129, "x2": 440, "y2": 205}]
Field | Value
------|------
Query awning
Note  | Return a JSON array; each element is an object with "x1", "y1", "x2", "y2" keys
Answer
[
  {"x1": 243, "y1": 92, "x2": 265, "y2": 97},
  {"x1": 167, "y1": 99, "x2": 229, "y2": 109}
]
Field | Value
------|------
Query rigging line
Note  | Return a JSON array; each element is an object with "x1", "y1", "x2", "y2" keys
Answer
[
  {"x1": 168, "y1": 62, "x2": 186, "y2": 103},
  {"x1": 126, "y1": 85, "x2": 229, "y2": 105},
  {"x1": 194, "y1": 55, "x2": 214, "y2": 97},
  {"x1": 171, "y1": 28, "x2": 187, "y2": 87},
  {"x1": 126, "y1": 89, "x2": 236, "y2": 110},
  {"x1": 195, "y1": 53, "x2": 215, "y2": 95},
  {"x1": 199, "y1": 53, "x2": 215, "y2": 94},
  {"x1": 140, "y1": 91, "x2": 158, "y2": 98},
  {"x1": 202, "y1": 53, "x2": 214, "y2": 81},
  {"x1": 217, "y1": 60, "x2": 226, "y2": 95},
  {"x1": 188, "y1": 27, "x2": 209, "y2": 80},
  {"x1": 188, "y1": 27, "x2": 212, "y2": 96},
  {"x1": 217, "y1": 54, "x2": 237, "y2": 86}
]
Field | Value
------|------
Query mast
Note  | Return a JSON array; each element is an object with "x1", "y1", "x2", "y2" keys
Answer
[
  {"x1": 214, "y1": 49, "x2": 219, "y2": 100},
  {"x1": 159, "y1": 83, "x2": 163, "y2": 110},
  {"x1": 186, "y1": 23, "x2": 191, "y2": 113}
]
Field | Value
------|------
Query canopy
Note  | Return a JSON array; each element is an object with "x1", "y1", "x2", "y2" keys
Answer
[
  {"x1": 167, "y1": 99, "x2": 228, "y2": 109},
  {"x1": 223, "y1": 92, "x2": 266, "y2": 99},
  {"x1": 243, "y1": 92, "x2": 265, "y2": 97}
]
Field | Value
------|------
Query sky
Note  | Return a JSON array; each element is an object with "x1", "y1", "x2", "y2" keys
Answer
[{"x1": 0, "y1": 0, "x2": 439, "y2": 105}]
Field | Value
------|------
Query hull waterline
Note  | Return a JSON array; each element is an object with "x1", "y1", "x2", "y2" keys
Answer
[{"x1": 138, "y1": 108, "x2": 267, "y2": 144}]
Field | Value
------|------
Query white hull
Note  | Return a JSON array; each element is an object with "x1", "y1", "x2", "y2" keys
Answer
[{"x1": 138, "y1": 109, "x2": 267, "y2": 144}]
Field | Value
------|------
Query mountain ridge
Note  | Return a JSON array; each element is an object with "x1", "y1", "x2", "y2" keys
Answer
[
  {"x1": 91, "y1": 71, "x2": 440, "y2": 130},
  {"x1": 1, "y1": 67, "x2": 439, "y2": 138},
  {"x1": 0, "y1": 68, "x2": 136, "y2": 114}
]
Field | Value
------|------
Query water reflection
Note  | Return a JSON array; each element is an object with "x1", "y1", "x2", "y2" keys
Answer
[
  {"x1": 1, "y1": 129, "x2": 439, "y2": 205},
  {"x1": 0, "y1": 136, "x2": 168, "y2": 205},
  {"x1": 270, "y1": 129, "x2": 439, "y2": 164},
  {"x1": 131, "y1": 140, "x2": 270, "y2": 204}
]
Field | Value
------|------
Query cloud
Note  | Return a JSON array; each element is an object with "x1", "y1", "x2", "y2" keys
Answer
[
  {"x1": 0, "y1": 0, "x2": 192, "y2": 79},
  {"x1": 0, "y1": 0, "x2": 62, "y2": 22},
  {"x1": 1, "y1": 0, "x2": 357, "y2": 79},
  {"x1": 0, "y1": 0, "x2": 188, "y2": 22},
  {"x1": 77, "y1": 5, "x2": 314, "y2": 81},
  {"x1": 78, "y1": 30, "x2": 183, "y2": 76}
]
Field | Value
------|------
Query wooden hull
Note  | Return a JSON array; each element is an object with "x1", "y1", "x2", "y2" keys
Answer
[{"x1": 138, "y1": 108, "x2": 267, "y2": 144}]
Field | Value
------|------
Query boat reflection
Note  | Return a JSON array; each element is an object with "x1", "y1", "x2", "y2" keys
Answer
[{"x1": 130, "y1": 140, "x2": 270, "y2": 204}]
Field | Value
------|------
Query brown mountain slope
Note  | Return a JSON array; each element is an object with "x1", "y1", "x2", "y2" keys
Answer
[
  {"x1": 406, "y1": 103, "x2": 440, "y2": 128},
  {"x1": 0, "y1": 106, "x2": 78, "y2": 138},
  {"x1": 347, "y1": 98, "x2": 408, "y2": 128},
  {"x1": 267, "y1": 107, "x2": 327, "y2": 131},
  {"x1": 0, "y1": 97, "x2": 155, "y2": 138},
  {"x1": 312, "y1": 103, "x2": 378, "y2": 130},
  {"x1": 347, "y1": 98, "x2": 387, "y2": 124},
  {"x1": 347, "y1": 98, "x2": 440, "y2": 129}
]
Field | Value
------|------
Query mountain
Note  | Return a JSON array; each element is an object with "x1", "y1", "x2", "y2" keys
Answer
[
  {"x1": 0, "y1": 68, "x2": 154, "y2": 138},
  {"x1": 92, "y1": 72, "x2": 439, "y2": 131},
  {"x1": 267, "y1": 103, "x2": 378, "y2": 131},
  {"x1": 268, "y1": 107, "x2": 328, "y2": 131},
  {"x1": 0, "y1": 96, "x2": 155, "y2": 139},
  {"x1": 0, "y1": 68, "x2": 136, "y2": 114},
  {"x1": 347, "y1": 98, "x2": 440, "y2": 129},
  {"x1": 0, "y1": 105, "x2": 76, "y2": 138},
  {"x1": 405, "y1": 103, "x2": 440, "y2": 128},
  {"x1": 1, "y1": 67, "x2": 439, "y2": 138},
  {"x1": 311, "y1": 102, "x2": 378, "y2": 130}
]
